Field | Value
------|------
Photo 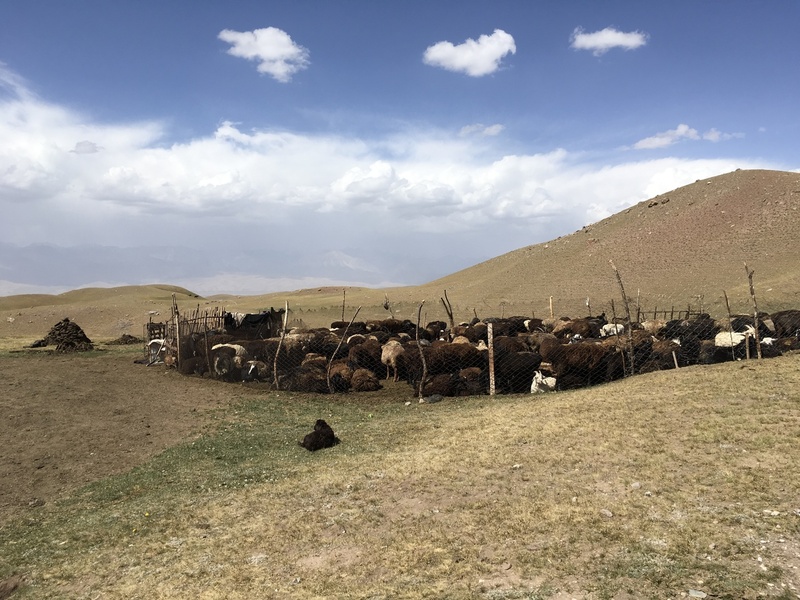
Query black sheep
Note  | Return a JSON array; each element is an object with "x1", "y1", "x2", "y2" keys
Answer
[{"x1": 300, "y1": 419, "x2": 341, "y2": 452}]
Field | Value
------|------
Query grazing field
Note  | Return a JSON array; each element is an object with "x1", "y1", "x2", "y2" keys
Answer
[{"x1": 1, "y1": 344, "x2": 799, "y2": 599}]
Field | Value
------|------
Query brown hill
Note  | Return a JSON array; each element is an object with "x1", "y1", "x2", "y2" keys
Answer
[
  {"x1": 1, "y1": 169, "x2": 798, "y2": 341},
  {"x1": 417, "y1": 168, "x2": 800, "y2": 319}
]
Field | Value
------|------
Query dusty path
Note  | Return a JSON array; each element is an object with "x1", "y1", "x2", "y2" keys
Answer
[{"x1": 0, "y1": 349, "x2": 241, "y2": 524}]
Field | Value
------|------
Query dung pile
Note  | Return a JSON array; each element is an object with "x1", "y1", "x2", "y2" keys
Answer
[
  {"x1": 31, "y1": 318, "x2": 94, "y2": 352},
  {"x1": 107, "y1": 333, "x2": 142, "y2": 345}
]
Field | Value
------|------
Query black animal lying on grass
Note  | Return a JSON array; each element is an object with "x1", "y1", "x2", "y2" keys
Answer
[{"x1": 300, "y1": 419, "x2": 341, "y2": 451}]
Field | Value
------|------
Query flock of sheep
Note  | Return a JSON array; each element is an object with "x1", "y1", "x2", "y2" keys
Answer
[{"x1": 164, "y1": 307, "x2": 800, "y2": 398}]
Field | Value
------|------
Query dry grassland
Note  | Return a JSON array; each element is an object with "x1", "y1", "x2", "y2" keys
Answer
[{"x1": 1, "y1": 346, "x2": 799, "y2": 600}]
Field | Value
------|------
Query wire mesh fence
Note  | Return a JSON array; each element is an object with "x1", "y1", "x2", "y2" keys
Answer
[{"x1": 152, "y1": 269, "x2": 800, "y2": 399}]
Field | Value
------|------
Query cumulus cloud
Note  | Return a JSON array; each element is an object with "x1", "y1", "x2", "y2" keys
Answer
[
  {"x1": 570, "y1": 27, "x2": 648, "y2": 56},
  {"x1": 218, "y1": 27, "x2": 309, "y2": 82},
  {"x1": 0, "y1": 65, "x2": 777, "y2": 293},
  {"x1": 634, "y1": 124, "x2": 743, "y2": 150},
  {"x1": 423, "y1": 29, "x2": 516, "y2": 77}
]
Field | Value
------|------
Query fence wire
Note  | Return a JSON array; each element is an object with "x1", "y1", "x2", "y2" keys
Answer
[{"x1": 156, "y1": 277, "x2": 800, "y2": 398}]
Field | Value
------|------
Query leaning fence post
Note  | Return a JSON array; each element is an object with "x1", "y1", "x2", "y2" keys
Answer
[
  {"x1": 273, "y1": 301, "x2": 289, "y2": 389},
  {"x1": 441, "y1": 290, "x2": 456, "y2": 341},
  {"x1": 744, "y1": 263, "x2": 762, "y2": 359},
  {"x1": 722, "y1": 290, "x2": 737, "y2": 362},
  {"x1": 609, "y1": 260, "x2": 635, "y2": 376},
  {"x1": 327, "y1": 306, "x2": 361, "y2": 393}
]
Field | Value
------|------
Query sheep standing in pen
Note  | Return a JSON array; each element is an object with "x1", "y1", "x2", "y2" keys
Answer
[{"x1": 381, "y1": 340, "x2": 404, "y2": 381}]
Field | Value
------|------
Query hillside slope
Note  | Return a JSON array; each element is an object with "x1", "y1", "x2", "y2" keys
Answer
[{"x1": 414, "y1": 168, "x2": 800, "y2": 319}]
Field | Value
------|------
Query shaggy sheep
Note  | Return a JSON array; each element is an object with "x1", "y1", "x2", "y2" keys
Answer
[
  {"x1": 381, "y1": 339, "x2": 404, "y2": 382},
  {"x1": 600, "y1": 323, "x2": 625, "y2": 337},
  {"x1": 348, "y1": 338, "x2": 384, "y2": 378},
  {"x1": 350, "y1": 368, "x2": 382, "y2": 392},
  {"x1": 772, "y1": 309, "x2": 800, "y2": 338},
  {"x1": 300, "y1": 419, "x2": 340, "y2": 451}
]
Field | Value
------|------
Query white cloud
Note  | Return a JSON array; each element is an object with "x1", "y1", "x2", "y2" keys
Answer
[
  {"x1": 0, "y1": 65, "x2": 780, "y2": 294},
  {"x1": 570, "y1": 27, "x2": 648, "y2": 56},
  {"x1": 460, "y1": 123, "x2": 505, "y2": 137},
  {"x1": 634, "y1": 124, "x2": 699, "y2": 149},
  {"x1": 218, "y1": 27, "x2": 309, "y2": 82},
  {"x1": 71, "y1": 140, "x2": 102, "y2": 154},
  {"x1": 634, "y1": 124, "x2": 743, "y2": 150},
  {"x1": 702, "y1": 128, "x2": 743, "y2": 143},
  {"x1": 423, "y1": 29, "x2": 516, "y2": 77}
]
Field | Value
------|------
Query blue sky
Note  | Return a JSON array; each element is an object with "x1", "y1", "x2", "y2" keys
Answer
[{"x1": 1, "y1": 1, "x2": 798, "y2": 296}]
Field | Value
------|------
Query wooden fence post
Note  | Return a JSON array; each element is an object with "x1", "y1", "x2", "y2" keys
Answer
[
  {"x1": 488, "y1": 322, "x2": 496, "y2": 396},
  {"x1": 744, "y1": 263, "x2": 762, "y2": 359},
  {"x1": 416, "y1": 301, "x2": 427, "y2": 400}
]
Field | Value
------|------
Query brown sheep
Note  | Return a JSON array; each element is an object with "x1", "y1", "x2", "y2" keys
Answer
[
  {"x1": 351, "y1": 368, "x2": 382, "y2": 392},
  {"x1": 546, "y1": 341, "x2": 624, "y2": 390},
  {"x1": 348, "y1": 338, "x2": 384, "y2": 377}
]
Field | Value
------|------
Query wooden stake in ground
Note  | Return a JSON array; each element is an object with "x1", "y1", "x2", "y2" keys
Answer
[
  {"x1": 341, "y1": 289, "x2": 346, "y2": 322},
  {"x1": 273, "y1": 301, "x2": 289, "y2": 389},
  {"x1": 722, "y1": 290, "x2": 737, "y2": 362},
  {"x1": 383, "y1": 294, "x2": 395, "y2": 320},
  {"x1": 440, "y1": 290, "x2": 455, "y2": 341},
  {"x1": 636, "y1": 289, "x2": 641, "y2": 323},
  {"x1": 609, "y1": 260, "x2": 635, "y2": 376},
  {"x1": 327, "y1": 306, "x2": 361, "y2": 393},
  {"x1": 488, "y1": 322, "x2": 496, "y2": 396},
  {"x1": 415, "y1": 301, "x2": 427, "y2": 400},
  {"x1": 744, "y1": 263, "x2": 762, "y2": 359},
  {"x1": 172, "y1": 293, "x2": 182, "y2": 371},
  {"x1": 549, "y1": 296, "x2": 554, "y2": 319}
]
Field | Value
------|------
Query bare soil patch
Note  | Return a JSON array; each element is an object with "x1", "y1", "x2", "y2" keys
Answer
[{"x1": 0, "y1": 348, "x2": 237, "y2": 524}]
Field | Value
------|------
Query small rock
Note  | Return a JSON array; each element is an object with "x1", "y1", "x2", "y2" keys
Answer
[
  {"x1": 688, "y1": 590, "x2": 707, "y2": 598},
  {"x1": 600, "y1": 509, "x2": 613, "y2": 518},
  {"x1": 630, "y1": 482, "x2": 641, "y2": 489}
]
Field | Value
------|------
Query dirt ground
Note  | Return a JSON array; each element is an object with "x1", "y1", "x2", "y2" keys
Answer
[{"x1": 0, "y1": 348, "x2": 242, "y2": 525}]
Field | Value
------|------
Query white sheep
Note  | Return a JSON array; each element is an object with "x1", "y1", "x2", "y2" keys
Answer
[
  {"x1": 381, "y1": 340, "x2": 404, "y2": 382},
  {"x1": 600, "y1": 323, "x2": 625, "y2": 337},
  {"x1": 714, "y1": 325, "x2": 755, "y2": 348},
  {"x1": 531, "y1": 370, "x2": 557, "y2": 393}
]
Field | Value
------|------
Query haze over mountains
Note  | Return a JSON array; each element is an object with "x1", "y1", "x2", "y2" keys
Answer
[{"x1": 2, "y1": 169, "x2": 799, "y2": 337}]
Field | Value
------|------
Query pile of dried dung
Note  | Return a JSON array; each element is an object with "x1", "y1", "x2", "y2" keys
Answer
[
  {"x1": 107, "y1": 333, "x2": 142, "y2": 345},
  {"x1": 30, "y1": 318, "x2": 94, "y2": 352}
]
